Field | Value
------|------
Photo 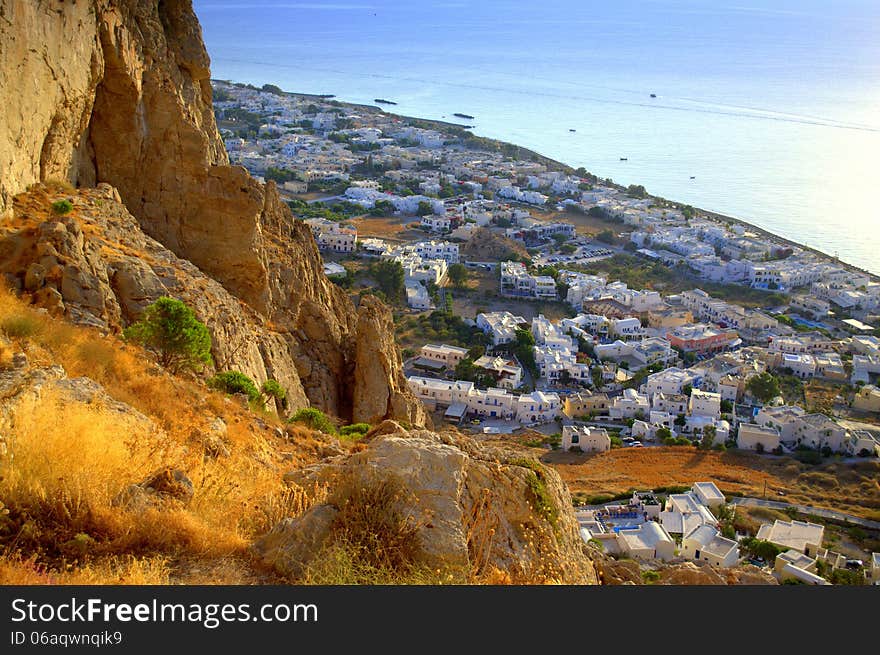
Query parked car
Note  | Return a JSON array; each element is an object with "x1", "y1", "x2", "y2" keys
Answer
[{"x1": 846, "y1": 559, "x2": 864, "y2": 569}]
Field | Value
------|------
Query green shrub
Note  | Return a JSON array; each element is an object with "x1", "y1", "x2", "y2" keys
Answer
[
  {"x1": 289, "y1": 407, "x2": 337, "y2": 435},
  {"x1": 641, "y1": 570, "x2": 661, "y2": 584},
  {"x1": 51, "y1": 199, "x2": 73, "y2": 215},
  {"x1": 208, "y1": 370, "x2": 261, "y2": 402},
  {"x1": 122, "y1": 297, "x2": 212, "y2": 373},
  {"x1": 339, "y1": 423, "x2": 371, "y2": 439}
]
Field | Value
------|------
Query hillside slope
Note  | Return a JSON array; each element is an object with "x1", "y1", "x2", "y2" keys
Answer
[{"x1": 0, "y1": 0, "x2": 423, "y2": 426}]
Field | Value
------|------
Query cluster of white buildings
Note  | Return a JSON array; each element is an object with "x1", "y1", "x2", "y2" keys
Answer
[
  {"x1": 580, "y1": 482, "x2": 739, "y2": 568},
  {"x1": 406, "y1": 376, "x2": 561, "y2": 424},
  {"x1": 304, "y1": 218, "x2": 357, "y2": 253},
  {"x1": 531, "y1": 314, "x2": 592, "y2": 384},
  {"x1": 562, "y1": 271, "x2": 664, "y2": 314},
  {"x1": 735, "y1": 404, "x2": 880, "y2": 456},
  {"x1": 499, "y1": 261, "x2": 557, "y2": 300}
]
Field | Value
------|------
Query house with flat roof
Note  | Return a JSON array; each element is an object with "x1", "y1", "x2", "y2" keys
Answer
[
  {"x1": 692, "y1": 482, "x2": 725, "y2": 510},
  {"x1": 737, "y1": 423, "x2": 781, "y2": 452},
  {"x1": 681, "y1": 524, "x2": 739, "y2": 568},
  {"x1": 868, "y1": 553, "x2": 880, "y2": 585},
  {"x1": 756, "y1": 520, "x2": 825, "y2": 556},
  {"x1": 774, "y1": 550, "x2": 830, "y2": 585},
  {"x1": 472, "y1": 355, "x2": 523, "y2": 389},
  {"x1": 419, "y1": 344, "x2": 469, "y2": 368},
  {"x1": 689, "y1": 389, "x2": 721, "y2": 420},
  {"x1": 561, "y1": 425, "x2": 611, "y2": 453},
  {"x1": 563, "y1": 390, "x2": 610, "y2": 418},
  {"x1": 476, "y1": 311, "x2": 528, "y2": 346},
  {"x1": 615, "y1": 522, "x2": 676, "y2": 561}
]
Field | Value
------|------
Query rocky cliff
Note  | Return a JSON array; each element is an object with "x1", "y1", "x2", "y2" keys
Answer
[{"x1": 0, "y1": 0, "x2": 426, "y2": 426}]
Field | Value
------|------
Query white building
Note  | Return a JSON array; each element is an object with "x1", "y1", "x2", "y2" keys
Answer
[
  {"x1": 472, "y1": 355, "x2": 523, "y2": 389},
  {"x1": 515, "y1": 391, "x2": 562, "y2": 424},
  {"x1": 500, "y1": 261, "x2": 556, "y2": 299},
  {"x1": 413, "y1": 240, "x2": 460, "y2": 263},
  {"x1": 616, "y1": 522, "x2": 676, "y2": 561},
  {"x1": 689, "y1": 389, "x2": 722, "y2": 420},
  {"x1": 561, "y1": 425, "x2": 611, "y2": 453},
  {"x1": 737, "y1": 423, "x2": 781, "y2": 452},
  {"x1": 304, "y1": 218, "x2": 358, "y2": 253},
  {"x1": 681, "y1": 524, "x2": 739, "y2": 568},
  {"x1": 609, "y1": 388, "x2": 650, "y2": 419},
  {"x1": 756, "y1": 520, "x2": 825, "y2": 557},
  {"x1": 691, "y1": 482, "x2": 725, "y2": 511},
  {"x1": 419, "y1": 344, "x2": 469, "y2": 368},
  {"x1": 476, "y1": 311, "x2": 528, "y2": 346}
]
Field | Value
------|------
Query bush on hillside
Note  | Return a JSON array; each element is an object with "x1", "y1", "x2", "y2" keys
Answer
[
  {"x1": 51, "y1": 199, "x2": 73, "y2": 215},
  {"x1": 289, "y1": 407, "x2": 337, "y2": 435},
  {"x1": 208, "y1": 371, "x2": 261, "y2": 403},
  {"x1": 123, "y1": 297, "x2": 212, "y2": 373},
  {"x1": 339, "y1": 423, "x2": 371, "y2": 439}
]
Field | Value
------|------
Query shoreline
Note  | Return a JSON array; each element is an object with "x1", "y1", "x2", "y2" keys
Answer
[{"x1": 215, "y1": 80, "x2": 879, "y2": 284}]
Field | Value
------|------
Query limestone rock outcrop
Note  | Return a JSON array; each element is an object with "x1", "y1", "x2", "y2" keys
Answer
[
  {"x1": 0, "y1": 1, "x2": 426, "y2": 425},
  {"x1": 352, "y1": 296, "x2": 430, "y2": 427},
  {"x1": 254, "y1": 424, "x2": 598, "y2": 583}
]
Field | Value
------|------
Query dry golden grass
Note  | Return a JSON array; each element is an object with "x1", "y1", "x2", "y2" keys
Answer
[
  {"x1": 543, "y1": 446, "x2": 880, "y2": 519},
  {"x1": 0, "y1": 286, "x2": 331, "y2": 584}
]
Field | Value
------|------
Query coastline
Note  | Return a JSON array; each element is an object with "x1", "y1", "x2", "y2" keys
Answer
[
  {"x1": 384, "y1": 110, "x2": 880, "y2": 284},
  {"x1": 216, "y1": 80, "x2": 878, "y2": 284}
]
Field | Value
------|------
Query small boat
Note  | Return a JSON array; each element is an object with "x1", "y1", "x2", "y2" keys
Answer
[
  {"x1": 569, "y1": 128, "x2": 576, "y2": 132},
  {"x1": 690, "y1": 176, "x2": 696, "y2": 180},
  {"x1": 453, "y1": 112, "x2": 475, "y2": 119},
  {"x1": 374, "y1": 98, "x2": 397, "y2": 105},
  {"x1": 619, "y1": 157, "x2": 628, "y2": 161},
  {"x1": 650, "y1": 93, "x2": 657, "y2": 98}
]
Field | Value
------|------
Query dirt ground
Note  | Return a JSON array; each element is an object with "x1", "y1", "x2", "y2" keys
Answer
[
  {"x1": 534, "y1": 207, "x2": 624, "y2": 237},
  {"x1": 349, "y1": 214, "x2": 424, "y2": 241},
  {"x1": 537, "y1": 445, "x2": 880, "y2": 520}
]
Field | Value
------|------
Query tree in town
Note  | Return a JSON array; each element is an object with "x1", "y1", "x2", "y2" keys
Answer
[
  {"x1": 416, "y1": 200, "x2": 434, "y2": 216},
  {"x1": 746, "y1": 372, "x2": 781, "y2": 404},
  {"x1": 447, "y1": 263, "x2": 469, "y2": 289},
  {"x1": 123, "y1": 296, "x2": 212, "y2": 373},
  {"x1": 700, "y1": 424, "x2": 716, "y2": 450},
  {"x1": 372, "y1": 259, "x2": 405, "y2": 304}
]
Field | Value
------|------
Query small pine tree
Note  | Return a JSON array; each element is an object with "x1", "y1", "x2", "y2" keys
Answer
[
  {"x1": 261, "y1": 379, "x2": 288, "y2": 410},
  {"x1": 123, "y1": 297, "x2": 212, "y2": 373}
]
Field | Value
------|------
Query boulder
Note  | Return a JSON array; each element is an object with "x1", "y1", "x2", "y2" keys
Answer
[{"x1": 255, "y1": 425, "x2": 597, "y2": 584}]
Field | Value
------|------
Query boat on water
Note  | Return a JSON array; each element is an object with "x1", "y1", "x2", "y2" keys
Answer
[
  {"x1": 620, "y1": 157, "x2": 628, "y2": 161},
  {"x1": 453, "y1": 112, "x2": 475, "y2": 119},
  {"x1": 650, "y1": 93, "x2": 657, "y2": 98},
  {"x1": 374, "y1": 98, "x2": 397, "y2": 105},
  {"x1": 690, "y1": 176, "x2": 696, "y2": 179},
  {"x1": 569, "y1": 128, "x2": 576, "y2": 132}
]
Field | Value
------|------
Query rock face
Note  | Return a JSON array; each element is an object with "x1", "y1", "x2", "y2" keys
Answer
[
  {"x1": 0, "y1": 1, "x2": 426, "y2": 425},
  {"x1": 254, "y1": 423, "x2": 598, "y2": 583},
  {"x1": 352, "y1": 297, "x2": 429, "y2": 427}
]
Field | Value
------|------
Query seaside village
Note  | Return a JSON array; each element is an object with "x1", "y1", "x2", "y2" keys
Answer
[{"x1": 214, "y1": 81, "x2": 880, "y2": 583}]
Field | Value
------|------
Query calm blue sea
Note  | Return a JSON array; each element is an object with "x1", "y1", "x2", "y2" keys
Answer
[{"x1": 193, "y1": 0, "x2": 880, "y2": 274}]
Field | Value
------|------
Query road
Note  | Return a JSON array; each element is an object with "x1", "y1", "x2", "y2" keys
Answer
[{"x1": 730, "y1": 497, "x2": 880, "y2": 530}]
